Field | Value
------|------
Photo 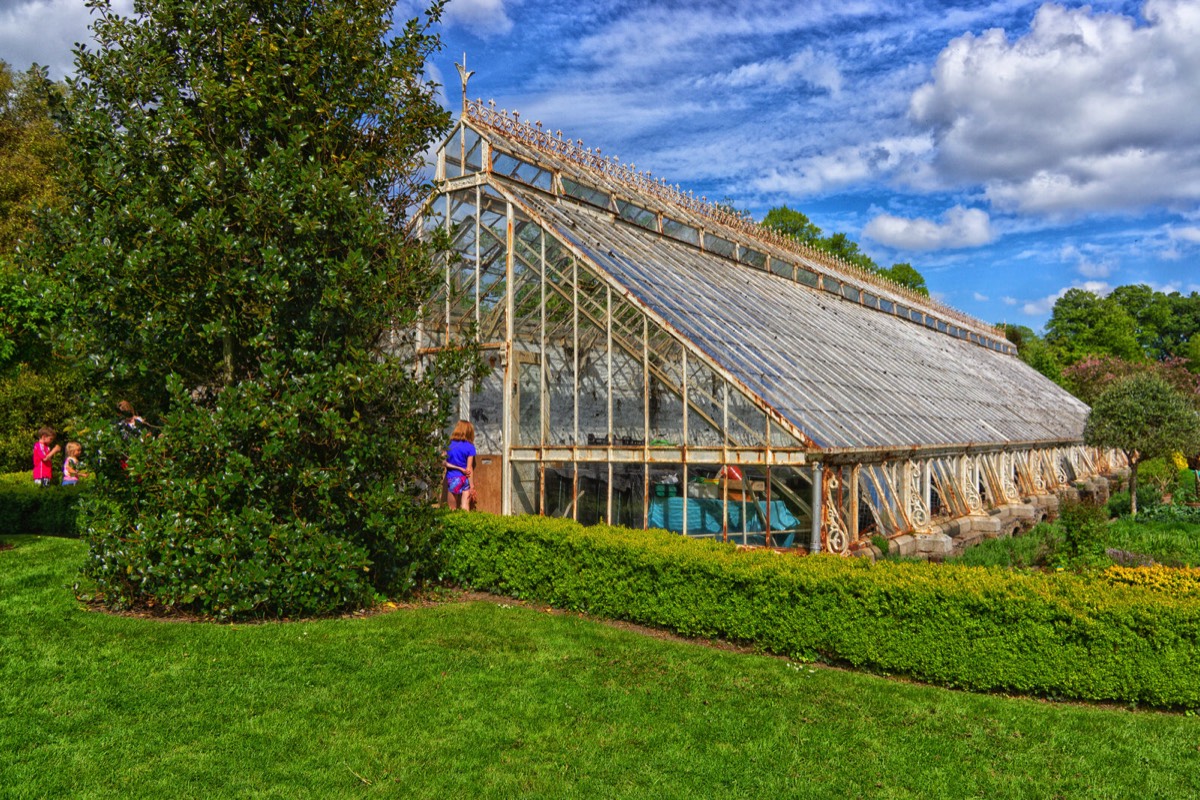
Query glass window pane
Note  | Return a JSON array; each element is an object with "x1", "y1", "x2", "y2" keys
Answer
[
  {"x1": 740, "y1": 247, "x2": 766, "y2": 269},
  {"x1": 647, "y1": 326, "x2": 683, "y2": 446},
  {"x1": 796, "y1": 268, "x2": 819, "y2": 288},
  {"x1": 613, "y1": 463, "x2": 646, "y2": 529},
  {"x1": 686, "y1": 358, "x2": 724, "y2": 447},
  {"x1": 577, "y1": 268, "x2": 609, "y2": 444},
  {"x1": 617, "y1": 200, "x2": 658, "y2": 231},
  {"x1": 727, "y1": 386, "x2": 766, "y2": 447},
  {"x1": 562, "y1": 176, "x2": 611, "y2": 208},
  {"x1": 511, "y1": 462, "x2": 540, "y2": 515},
  {"x1": 463, "y1": 126, "x2": 483, "y2": 173},
  {"x1": 544, "y1": 462, "x2": 575, "y2": 519},
  {"x1": 663, "y1": 217, "x2": 699, "y2": 245},
  {"x1": 703, "y1": 233, "x2": 735, "y2": 258},
  {"x1": 576, "y1": 463, "x2": 609, "y2": 526},
  {"x1": 470, "y1": 367, "x2": 504, "y2": 453},
  {"x1": 443, "y1": 126, "x2": 463, "y2": 179}
]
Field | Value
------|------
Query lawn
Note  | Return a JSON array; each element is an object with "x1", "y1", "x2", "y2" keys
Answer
[{"x1": 3, "y1": 535, "x2": 1200, "y2": 799}]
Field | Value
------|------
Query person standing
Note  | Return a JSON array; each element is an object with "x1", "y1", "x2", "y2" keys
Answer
[
  {"x1": 32, "y1": 426, "x2": 61, "y2": 487},
  {"x1": 445, "y1": 420, "x2": 477, "y2": 511}
]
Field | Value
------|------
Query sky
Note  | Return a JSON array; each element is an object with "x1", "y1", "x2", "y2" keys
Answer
[{"x1": 5, "y1": 0, "x2": 1200, "y2": 331}]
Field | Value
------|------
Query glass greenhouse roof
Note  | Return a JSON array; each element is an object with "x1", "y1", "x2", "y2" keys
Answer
[{"x1": 435, "y1": 102, "x2": 1090, "y2": 453}]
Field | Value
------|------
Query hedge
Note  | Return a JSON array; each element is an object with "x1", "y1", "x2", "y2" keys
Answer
[
  {"x1": 441, "y1": 513, "x2": 1200, "y2": 708},
  {"x1": 0, "y1": 473, "x2": 84, "y2": 536}
]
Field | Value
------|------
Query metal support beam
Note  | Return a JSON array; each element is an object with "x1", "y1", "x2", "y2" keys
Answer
[{"x1": 810, "y1": 462, "x2": 823, "y2": 553}]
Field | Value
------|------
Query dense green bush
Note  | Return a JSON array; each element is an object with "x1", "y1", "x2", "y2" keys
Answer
[
  {"x1": 441, "y1": 513, "x2": 1200, "y2": 707},
  {"x1": 1057, "y1": 500, "x2": 1109, "y2": 565},
  {"x1": 0, "y1": 472, "x2": 83, "y2": 535},
  {"x1": 1106, "y1": 484, "x2": 1161, "y2": 518}
]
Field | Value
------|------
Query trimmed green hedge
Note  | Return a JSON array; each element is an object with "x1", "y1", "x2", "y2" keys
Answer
[
  {"x1": 0, "y1": 473, "x2": 84, "y2": 536},
  {"x1": 441, "y1": 513, "x2": 1200, "y2": 708}
]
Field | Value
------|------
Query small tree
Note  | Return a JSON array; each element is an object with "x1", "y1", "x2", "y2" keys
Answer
[
  {"x1": 1084, "y1": 373, "x2": 1200, "y2": 516},
  {"x1": 28, "y1": 0, "x2": 475, "y2": 617}
]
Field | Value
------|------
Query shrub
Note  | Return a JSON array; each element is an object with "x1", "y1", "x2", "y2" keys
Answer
[
  {"x1": 0, "y1": 472, "x2": 83, "y2": 535},
  {"x1": 1107, "y1": 484, "x2": 1160, "y2": 518},
  {"x1": 441, "y1": 513, "x2": 1200, "y2": 708}
]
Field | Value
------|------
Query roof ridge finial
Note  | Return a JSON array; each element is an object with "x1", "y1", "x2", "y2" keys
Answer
[{"x1": 455, "y1": 54, "x2": 475, "y2": 117}]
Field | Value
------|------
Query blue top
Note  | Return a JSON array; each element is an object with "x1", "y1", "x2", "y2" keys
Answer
[{"x1": 447, "y1": 440, "x2": 476, "y2": 473}]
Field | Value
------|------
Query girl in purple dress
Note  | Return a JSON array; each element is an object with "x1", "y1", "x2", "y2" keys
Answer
[{"x1": 445, "y1": 420, "x2": 477, "y2": 511}]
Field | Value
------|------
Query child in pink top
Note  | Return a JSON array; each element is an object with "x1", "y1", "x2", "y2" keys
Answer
[{"x1": 32, "y1": 426, "x2": 61, "y2": 487}]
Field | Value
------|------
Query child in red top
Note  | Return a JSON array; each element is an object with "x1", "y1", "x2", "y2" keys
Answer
[{"x1": 32, "y1": 426, "x2": 61, "y2": 487}]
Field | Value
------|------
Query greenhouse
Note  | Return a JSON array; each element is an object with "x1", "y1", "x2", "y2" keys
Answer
[{"x1": 417, "y1": 95, "x2": 1121, "y2": 556}]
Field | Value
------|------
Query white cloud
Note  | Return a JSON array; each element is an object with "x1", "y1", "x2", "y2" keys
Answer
[
  {"x1": 752, "y1": 135, "x2": 933, "y2": 195},
  {"x1": 973, "y1": 291, "x2": 989, "y2": 302},
  {"x1": 443, "y1": 0, "x2": 516, "y2": 37},
  {"x1": 910, "y1": 0, "x2": 1200, "y2": 214},
  {"x1": 706, "y1": 48, "x2": 842, "y2": 95},
  {"x1": 1170, "y1": 225, "x2": 1200, "y2": 244},
  {"x1": 1021, "y1": 281, "x2": 1112, "y2": 316},
  {"x1": 1002, "y1": 296, "x2": 1018, "y2": 306},
  {"x1": 862, "y1": 205, "x2": 994, "y2": 250},
  {"x1": 0, "y1": 0, "x2": 134, "y2": 79}
]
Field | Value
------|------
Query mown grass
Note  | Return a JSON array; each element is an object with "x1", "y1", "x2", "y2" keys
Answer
[{"x1": 4, "y1": 534, "x2": 1200, "y2": 799}]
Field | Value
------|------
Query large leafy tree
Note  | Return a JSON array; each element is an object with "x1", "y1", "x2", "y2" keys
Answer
[
  {"x1": 0, "y1": 61, "x2": 65, "y2": 254},
  {"x1": 1045, "y1": 288, "x2": 1143, "y2": 366},
  {"x1": 1084, "y1": 373, "x2": 1200, "y2": 516},
  {"x1": 0, "y1": 60, "x2": 78, "y2": 471},
  {"x1": 27, "y1": 0, "x2": 472, "y2": 617}
]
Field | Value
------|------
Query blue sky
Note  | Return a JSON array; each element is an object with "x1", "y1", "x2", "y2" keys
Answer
[{"x1": 6, "y1": 0, "x2": 1200, "y2": 331}]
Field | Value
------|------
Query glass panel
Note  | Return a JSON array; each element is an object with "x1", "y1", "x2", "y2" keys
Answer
[
  {"x1": 647, "y1": 463, "x2": 686, "y2": 533},
  {"x1": 796, "y1": 267, "x2": 819, "y2": 288},
  {"x1": 610, "y1": 298, "x2": 645, "y2": 445},
  {"x1": 765, "y1": 466, "x2": 810, "y2": 549},
  {"x1": 924, "y1": 315, "x2": 937, "y2": 329},
  {"x1": 577, "y1": 268, "x2": 609, "y2": 445},
  {"x1": 740, "y1": 247, "x2": 766, "y2": 269},
  {"x1": 613, "y1": 463, "x2": 646, "y2": 530},
  {"x1": 727, "y1": 386, "x2": 767, "y2": 447},
  {"x1": 576, "y1": 463, "x2": 609, "y2": 526},
  {"x1": 470, "y1": 366, "x2": 504, "y2": 453},
  {"x1": 842, "y1": 285, "x2": 861, "y2": 302},
  {"x1": 463, "y1": 126, "x2": 483, "y2": 173},
  {"x1": 895, "y1": 303, "x2": 910, "y2": 319},
  {"x1": 617, "y1": 200, "x2": 658, "y2": 231},
  {"x1": 544, "y1": 243, "x2": 576, "y2": 445},
  {"x1": 703, "y1": 233, "x2": 736, "y2": 259},
  {"x1": 770, "y1": 259, "x2": 794, "y2": 280},
  {"x1": 770, "y1": 420, "x2": 806, "y2": 448},
  {"x1": 879, "y1": 298, "x2": 894, "y2": 313},
  {"x1": 543, "y1": 462, "x2": 574, "y2": 519},
  {"x1": 515, "y1": 358, "x2": 541, "y2": 446},
  {"x1": 823, "y1": 278, "x2": 842, "y2": 297},
  {"x1": 646, "y1": 326, "x2": 684, "y2": 446},
  {"x1": 511, "y1": 462, "x2": 540, "y2": 516},
  {"x1": 662, "y1": 217, "x2": 699, "y2": 245},
  {"x1": 862, "y1": 292, "x2": 878, "y2": 308},
  {"x1": 686, "y1": 358, "x2": 724, "y2": 447},
  {"x1": 511, "y1": 215, "x2": 543, "y2": 342},
  {"x1": 443, "y1": 126, "x2": 463, "y2": 179},
  {"x1": 492, "y1": 151, "x2": 553, "y2": 191},
  {"x1": 562, "y1": 176, "x2": 611, "y2": 208},
  {"x1": 731, "y1": 466, "x2": 771, "y2": 546},
  {"x1": 477, "y1": 193, "x2": 507, "y2": 342}
]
